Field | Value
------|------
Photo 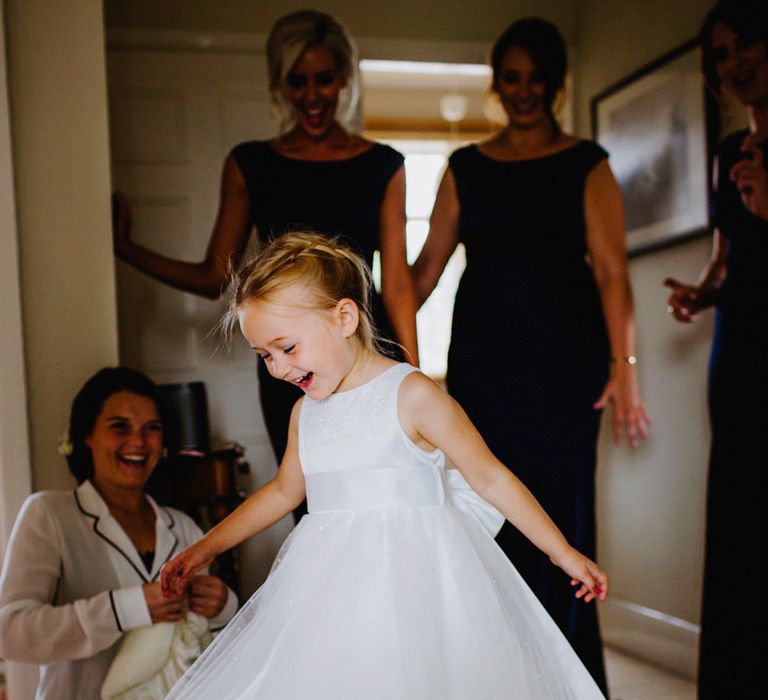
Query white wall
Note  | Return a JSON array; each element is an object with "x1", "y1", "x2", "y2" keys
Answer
[
  {"x1": 0, "y1": 0, "x2": 31, "y2": 555},
  {"x1": 575, "y1": 0, "x2": 715, "y2": 678},
  {"x1": 5, "y1": 0, "x2": 119, "y2": 495},
  {"x1": 104, "y1": 0, "x2": 578, "y2": 44},
  {"x1": 3, "y1": 1, "x2": 119, "y2": 696}
]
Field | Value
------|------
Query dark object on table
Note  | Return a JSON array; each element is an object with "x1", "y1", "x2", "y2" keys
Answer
[
  {"x1": 146, "y1": 445, "x2": 249, "y2": 597},
  {"x1": 158, "y1": 381, "x2": 210, "y2": 456}
]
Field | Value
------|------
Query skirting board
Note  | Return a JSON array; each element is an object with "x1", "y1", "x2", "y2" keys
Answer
[{"x1": 600, "y1": 597, "x2": 700, "y2": 680}]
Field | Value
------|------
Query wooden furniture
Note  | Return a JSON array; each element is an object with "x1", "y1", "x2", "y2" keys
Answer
[{"x1": 146, "y1": 445, "x2": 249, "y2": 596}]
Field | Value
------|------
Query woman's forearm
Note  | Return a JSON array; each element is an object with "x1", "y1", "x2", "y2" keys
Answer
[
  {"x1": 695, "y1": 232, "x2": 728, "y2": 302},
  {"x1": 411, "y1": 255, "x2": 443, "y2": 309},
  {"x1": 382, "y1": 275, "x2": 420, "y2": 365},
  {"x1": 411, "y1": 168, "x2": 460, "y2": 309},
  {"x1": 197, "y1": 479, "x2": 302, "y2": 557},
  {"x1": 595, "y1": 270, "x2": 636, "y2": 361},
  {"x1": 114, "y1": 155, "x2": 252, "y2": 299},
  {"x1": 117, "y1": 240, "x2": 228, "y2": 299},
  {"x1": 477, "y1": 466, "x2": 571, "y2": 562}
]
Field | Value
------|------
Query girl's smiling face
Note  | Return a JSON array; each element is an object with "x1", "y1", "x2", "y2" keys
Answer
[
  {"x1": 710, "y1": 21, "x2": 768, "y2": 107},
  {"x1": 85, "y1": 391, "x2": 163, "y2": 493},
  {"x1": 239, "y1": 286, "x2": 360, "y2": 400}
]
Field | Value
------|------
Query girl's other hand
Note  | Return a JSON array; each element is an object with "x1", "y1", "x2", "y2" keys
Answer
[
  {"x1": 554, "y1": 548, "x2": 608, "y2": 604},
  {"x1": 731, "y1": 136, "x2": 768, "y2": 221},
  {"x1": 188, "y1": 575, "x2": 228, "y2": 618},
  {"x1": 143, "y1": 581, "x2": 185, "y2": 623},
  {"x1": 160, "y1": 541, "x2": 214, "y2": 599}
]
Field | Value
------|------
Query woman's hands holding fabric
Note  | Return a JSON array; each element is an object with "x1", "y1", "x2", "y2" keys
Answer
[
  {"x1": 593, "y1": 367, "x2": 651, "y2": 447},
  {"x1": 730, "y1": 136, "x2": 768, "y2": 221},
  {"x1": 552, "y1": 547, "x2": 608, "y2": 604},
  {"x1": 187, "y1": 575, "x2": 228, "y2": 619},
  {"x1": 160, "y1": 540, "x2": 215, "y2": 599},
  {"x1": 143, "y1": 582, "x2": 185, "y2": 623}
]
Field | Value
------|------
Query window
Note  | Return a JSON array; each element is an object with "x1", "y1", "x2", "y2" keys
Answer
[{"x1": 360, "y1": 58, "x2": 495, "y2": 378}]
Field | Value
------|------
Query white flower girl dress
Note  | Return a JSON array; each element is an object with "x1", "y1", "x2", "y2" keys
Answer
[{"x1": 167, "y1": 364, "x2": 605, "y2": 699}]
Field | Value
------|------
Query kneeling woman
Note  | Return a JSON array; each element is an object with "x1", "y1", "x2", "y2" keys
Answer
[{"x1": 0, "y1": 367, "x2": 237, "y2": 699}]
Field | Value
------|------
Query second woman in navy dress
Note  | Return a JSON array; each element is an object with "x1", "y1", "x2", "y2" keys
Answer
[
  {"x1": 113, "y1": 11, "x2": 418, "y2": 484},
  {"x1": 413, "y1": 18, "x2": 650, "y2": 693}
]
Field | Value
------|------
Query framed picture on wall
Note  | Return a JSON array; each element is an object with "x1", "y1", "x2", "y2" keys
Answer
[{"x1": 591, "y1": 39, "x2": 715, "y2": 255}]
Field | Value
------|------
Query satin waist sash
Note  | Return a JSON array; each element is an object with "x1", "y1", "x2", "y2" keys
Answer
[
  {"x1": 305, "y1": 467, "x2": 504, "y2": 537},
  {"x1": 306, "y1": 467, "x2": 444, "y2": 513}
]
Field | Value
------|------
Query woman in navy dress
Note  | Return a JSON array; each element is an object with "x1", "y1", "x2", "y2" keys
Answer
[
  {"x1": 113, "y1": 11, "x2": 418, "y2": 484},
  {"x1": 664, "y1": 3, "x2": 768, "y2": 697},
  {"x1": 413, "y1": 18, "x2": 650, "y2": 693}
]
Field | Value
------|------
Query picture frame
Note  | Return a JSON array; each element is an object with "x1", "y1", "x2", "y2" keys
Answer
[{"x1": 591, "y1": 39, "x2": 716, "y2": 256}]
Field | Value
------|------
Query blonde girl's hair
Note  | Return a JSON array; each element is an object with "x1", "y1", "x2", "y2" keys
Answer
[
  {"x1": 225, "y1": 232, "x2": 379, "y2": 353},
  {"x1": 265, "y1": 10, "x2": 361, "y2": 134}
]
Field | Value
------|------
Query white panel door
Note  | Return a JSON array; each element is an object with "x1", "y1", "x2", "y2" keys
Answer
[{"x1": 108, "y1": 47, "x2": 292, "y2": 596}]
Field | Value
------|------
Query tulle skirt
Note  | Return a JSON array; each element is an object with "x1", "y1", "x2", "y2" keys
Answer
[{"x1": 166, "y1": 505, "x2": 604, "y2": 699}]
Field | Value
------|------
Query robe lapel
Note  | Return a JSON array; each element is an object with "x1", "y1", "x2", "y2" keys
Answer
[
  {"x1": 147, "y1": 495, "x2": 180, "y2": 582},
  {"x1": 75, "y1": 480, "x2": 178, "y2": 584}
]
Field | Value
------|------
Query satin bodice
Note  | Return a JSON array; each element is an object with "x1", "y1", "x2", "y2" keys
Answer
[
  {"x1": 298, "y1": 364, "x2": 444, "y2": 478},
  {"x1": 299, "y1": 364, "x2": 445, "y2": 513}
]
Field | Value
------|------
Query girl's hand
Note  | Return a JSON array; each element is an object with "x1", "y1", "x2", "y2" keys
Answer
[
  {"x1": 143, "y1": 581, "x2": 185, "y2": 623},
  {"x1": 553, "y1": 547, "x2": 608, "y2": 604},
  {"x1": 111, "y1": 191, "x2": 133, "y2": 256},
  {"x1": 593, "y1": 366, "x2": 651, "y2": 447},
  {"x1": 188, "y1": 575, "x2": 228, "y2": 618},
  {"x1": 730, "y1": 136, "x2": 768, "y2": 221},
  {"x1": 160, "y1": 541, "x2": 215, "y2": 599}
]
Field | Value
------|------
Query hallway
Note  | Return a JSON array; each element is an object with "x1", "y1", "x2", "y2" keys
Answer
[{"x1": 606, "y1": 647, "x2": 695, "y2": 700}]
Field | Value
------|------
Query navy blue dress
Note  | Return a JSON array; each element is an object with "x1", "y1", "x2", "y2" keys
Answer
[
  {"x1": 446, "y1": 142, "x2": 611, "y2": 693},
  {"x1": 698, "y1": 130, "x2": 768, "y2": 699},
  {"x1": 230, "y1": 141, "x2": 404, "y2": 465}
]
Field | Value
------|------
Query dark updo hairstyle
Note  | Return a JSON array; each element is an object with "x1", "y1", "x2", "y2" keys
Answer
[
  {"x1": 67, "y1": 366, "x2": 168, "y2": 484},
  {"x1": 700, "y1": 1, "x2": 768, "y2": 92},
  {"x1": 490, "y1": 17, "x2": 568, "y2": 132}
]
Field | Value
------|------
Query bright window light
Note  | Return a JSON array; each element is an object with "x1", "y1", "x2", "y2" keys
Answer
[{"x1": 360, "y1": 59, "x2": 491, "y2": 78}]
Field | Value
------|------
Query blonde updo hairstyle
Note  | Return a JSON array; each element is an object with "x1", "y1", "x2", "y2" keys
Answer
[
  {"x1": 226, "y1": 232, "x2": 378, "y2": 353},
  {"x1": 266, "y1": 10, "x2": 360, "y2": 134}
]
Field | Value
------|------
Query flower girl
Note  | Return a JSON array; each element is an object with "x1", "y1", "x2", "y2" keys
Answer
[{"x1": 162, "y1": 231, "x2": 608, "y2": 699}]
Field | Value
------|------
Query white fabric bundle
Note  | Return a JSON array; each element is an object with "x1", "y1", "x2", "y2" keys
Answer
[{"x1": 101, "y1": 611, "x2": 211, "y2": 700}]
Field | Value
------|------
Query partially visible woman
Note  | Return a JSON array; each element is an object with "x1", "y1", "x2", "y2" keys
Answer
[
  {"x1": 113, "y1": 10, "x2": 418, "y2": 478},
  {"x1": 412, "y1": 18, "x2": 649, "y2": 693},
  {"x1": 664, "y1": 3, "x2": 768, "y2": 697},
  {"x1": 0, "y1": 367, "x2": 237, "y2": 700}
]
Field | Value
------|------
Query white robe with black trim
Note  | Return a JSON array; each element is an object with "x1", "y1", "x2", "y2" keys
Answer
[{"x1": 0, "y1": 480, "x2": 237, "y2": 699}]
